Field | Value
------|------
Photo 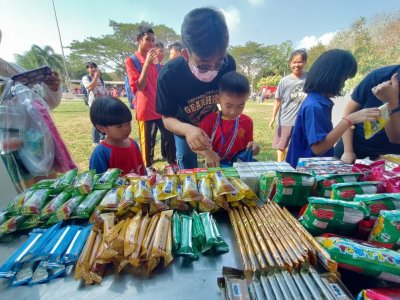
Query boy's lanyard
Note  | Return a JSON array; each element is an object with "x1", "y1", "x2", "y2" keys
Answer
[{"x1": 210, "y1": 112, "x2": 239, "y2": 160}]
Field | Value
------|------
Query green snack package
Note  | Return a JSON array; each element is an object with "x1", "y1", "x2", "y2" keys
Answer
[
  {"x1": 192, "y1": 210, "x2": 206, "y2": 252},
  {"x1": 55, "y1": 195, "x2": 86, "y2": 221},
  {"x1": 94, "y1": 168, "x2": 121, "y2": 190},
  {"x1": 316, "y1": 173, "x2": 362, "y2": 198},
  {"x1": 172, "y1": 211, "x2": 182, "y2": 253},
  {"x1": 40, "y1": 191, "x2": 71, "y2": 220},
  {"x1": 73, "y1": 189, "x2": 107, "y2": 219},
  {"x1": 6, "y1": 190, "x2": 32, "y2": 216},
  {"x1": 330, "y1": 182, "x2": 380, "y2": 201},
  {"x1": 210, "y1": 216, "x2": 229, "y2": 253},
  {"x1": 299, "y1": 197, "x2": 369, "y2": 236},
  {"x1": 273, "y1": 171, "x2": 315, "y2": 206},
  {"x1": 354, "y1": 193, "x2": 400, "y2": 219},
  {"x1": 199, "y1": 212, "x2": 217, "y2": 252},
  {"x1": 32, "y1": 179, "x2": 56, "y2": 190},
  {"x1": 0, "y1": 211, "x2": 8, "y2": 225},
  {"x1": 178, "y1": 214, "x2": 198, "y2": 258},
  {"x1": 21, "y1": 189, "x2": 51, "y2": 215},
  {"x1": 19, "y1": 215, "x2": 41, "y2": 230},
  {"x1": 73, "y1": 170, "x2": 95, "y2": 194},
  {"x1": 97, "y1": 186, "x2": 124, "y2": 212},
  {"x1": 51, "y1": 168, "x2": 78, "y2": 193},
  {"x1": 369, "y1": 210, "x2": 400, "y2": 249},
  {"x1": 317, "y1": 235, "x2": 400, "y2": 282},
  {"x1": 0, "y1": 215, "x2": 28, "y2": 237}
]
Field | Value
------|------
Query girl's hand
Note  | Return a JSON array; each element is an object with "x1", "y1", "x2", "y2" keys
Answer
[
  {"x1": 341, "y1": 151, "x2": 356, "y2": 164},
  {"x1": 347, "y1": 108, "x2": 380, "y2": 124},
  {"x1": 247, "y1": 142, "x2": 260, "y2": 155},
  {"x1": 185, "y1": 126, "x2": 212, "y2": 152},
  {"x1": 203, "y1": 149, "x2": 220, "y2": 167}
]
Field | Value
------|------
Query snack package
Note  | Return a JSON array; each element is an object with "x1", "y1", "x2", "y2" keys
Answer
[
  {"x1": 299, "y1": 197, "x2": 369, "y2": 236},
  {"x1": 97, "y1": 186, "x2": 124, "y2": 212},
  {"x1": 73, "y1": 190, "x2": 107, "y2": 219},
  {"x1": 212, "y1": 183, "x2": 229, "y2": 212},
  {"x1": 172, "y1": 211, "x2": 182, "y2": 253},
  {"x1": 369, "y1": 210, "x2": 400, "y2": 249},
  {"x1": 364, "y1": 103, "x2": 390, "y2": 139},
  {"x1": 52, "y1": 195, "x2": 86, "y2": 222},
  {"x1": 197, "y1": 174, "x2": 215, "y2": 212},
  {"x1": 192, "y1": 210, "x2": 206, "y2": 253},
  {"x1": 331, "y1": 182, "x2": 381, "y2": 201},
  {"x1": 117, "y1": 184, "x2": 135, "y2": 214},
  {"x1": 352, "y1": 160, "x2": 386, "y2": 182},
  {"x1": 273, "y1": 171, "x2": 315, "y2": 206},
  {"x1": 168, "y1": 185, "x2": 191, "y2": 212},
  {"x1": 93, "y1": 168, "x2": 121, "y2": 190},
  {"x1": 212, "y1": 171, "x2": 238, "y2": 196},
  {"x1": 21, "y1": 189, "x2": 51, "y2": 215},
  {"x1": 317, "y1": 235, "x2": 400, "y2": 283},
  {"x1": 386, "y1": 176, "x2": 400, "y2": 193},
  {"x1": 124, "y1": 211, "x2": 142, "y2": 257},
  {"x1": 156, "y1": 176, "x2": 179, "y2": 200},
  {"x1": 149, "y1": 187, "x2": 170, "y2": 215},
  {"x1": 51, "y1": 168, "x2": 78, "y2": 193},
  {"x1": 180, "y1": 174, "x2": 202, "y2": 205},
  {"x1": 62, "y1": 225, "x2": 93, "y2": 265},
  {"x1": 0, "y1": 216, "x2": 28, "y2": 237},
  {"x1": 6, "y1": 190, "x2": 31, "y2": 216},
  {"x1": 177, "y1": 214, "x2": 197, "y2": 259},
  {"x1": 133, "y1": 178, "x2": 153, "y2": 203},
  {"x1": 353, "y1": 193, "x2": 400, "y2": 219},
  {"x1": 73, "y1": 170, "x2": 95, "y2": 194},
  {"x1": 316, "y1": 173, "x2": 361, "y2": 198},
  {"x1": 359, "y1": 288, "x2": 400, "y2": 300},
  {"x1": 40, "y1": 191, "x2": 71, "y2": 220}
]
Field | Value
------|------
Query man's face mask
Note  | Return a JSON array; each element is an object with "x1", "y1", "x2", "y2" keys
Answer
[{"x1": 186, "y1": 52, "x2": 227, "y2": 83}]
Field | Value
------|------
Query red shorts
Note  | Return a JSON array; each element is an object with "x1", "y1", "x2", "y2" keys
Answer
[{"x1": 272, "y1": 125, "x2": 293, "y2": 150}]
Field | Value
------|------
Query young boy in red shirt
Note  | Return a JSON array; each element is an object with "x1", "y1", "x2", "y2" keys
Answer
[
  {"x1": 199, "y1": 71, "x2": 260, "y2": 167},
  {"x1": 89, "y1": 97, "x2": 146, "y2": 175}
]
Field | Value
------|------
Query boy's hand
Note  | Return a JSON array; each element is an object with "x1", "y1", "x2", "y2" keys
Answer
[
  {"x1": 247, "y1": 142, "x2": 260, "y2": 155},
  {"x1": 341, "y1": 151, "x2": 356, "y2": 164},
  {"x1": 203, "y1": 149, "x2": 220, "y2": 167},
  {"x1": 185, "y1": 126, "x2": 212, "y2": 152},
  {"x1": 145, "y1": 48, "x2": 158, "y2": 66},
  {"x1": 347, "y1": 108, "x2": 380, "y2": 124},
  {"x1": 372, "y1": 73, "x2": 399, "y2": 106}
]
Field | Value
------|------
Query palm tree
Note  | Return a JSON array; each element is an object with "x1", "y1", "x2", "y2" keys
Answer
[{"x1": 14, "y1": 44, "x2": 64, "y2": 76}]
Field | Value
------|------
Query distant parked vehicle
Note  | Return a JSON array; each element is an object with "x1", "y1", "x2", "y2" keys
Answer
[{"x1": 259, "y1": 85, "x2": 277, "y2": 102}]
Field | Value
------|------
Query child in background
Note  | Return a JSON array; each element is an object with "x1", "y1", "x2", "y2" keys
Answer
[
  {"x1": 269, "y1": 49, "x2": 308, "y2": 162},
  {"x1": 199, "y1": 71, "x2": 260, "y2": 167},
  {"x1": 286, "y1": 49, "x2": 380, "y2": 168},
  {"x1": 89, "y1": 97, "x2": 145, "y2": 175}
]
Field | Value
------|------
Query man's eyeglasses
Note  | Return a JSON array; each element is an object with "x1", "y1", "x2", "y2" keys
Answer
[{"x1": 188, "y1": 55, "x2": 228, "y2": 73}]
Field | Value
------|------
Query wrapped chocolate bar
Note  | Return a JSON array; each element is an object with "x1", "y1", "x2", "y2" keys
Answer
[
  {"x1": 73, "y1": 189, "x2": 107, "y2": 219},
  {"x1": 209, "y1": 214, "x2": 229, "y2": 254},
  {"x1": 51, "y1": 168, "x2": 78, "y2": 193},
  {"x1": 177, "y1": 214, "x2": 198, "y2": 258},
  {"x1": 192, "y1": 210, "x2": 206, "y2": 252},
  {"x1": 124, "y1": 211, "x2": 142, "y2": 257},
  {"x1": 21, "y1": 189, "x2": 51, "y2": 215},
  {"x1": 129, "y1": 214, "x2": 150, "y2": 267},
  {"x1": 40, "y1": 191, "x2": 71, "y2": 220},
  {"x1": 73, "y1": 170, "x2": 95, "y2": 194},
  {"x1": 74, "y1": 229, "x2": 97, "y2": 280},
  {"x1": 97, "y1": 186, "x2": 124, "y2": 212},
  {"x1": 63, "y1": 225, "x2": 93, "y2": 265},
  {"x1": 172, "y1": 211, "x2": 182, "y2": 253},
  {"x1": 93, "y1": 168, "x2": 121, "y2": 190},
  {"x1": 140, "y1": 213, "x2": 160, "y2": 258},
  {"x1": 151, "y1": 210, "x2": 173, "y2": 258}
]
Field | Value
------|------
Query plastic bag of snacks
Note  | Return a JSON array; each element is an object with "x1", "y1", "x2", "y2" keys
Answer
[
  {"x1": 317, "y1": 235, "x2": 400, "y2": 283},
  {"x1": 368, "y1": 210, "x2": 400, "y2": 249},
  {"x1": 132, "y1": 178, "x2": 153, "y2": 204},
  {"x1": 156, "y1": 176, "x2": 179, "y2": 200},
  {"x1": 353, "y1": 193, "x2": 400, "y2": 219},
  {"x1": 180, "y1": 174, "x2": 202, "y2": 203},
  {"x1": 364, "y1": 103, "x2": 390, "y2": 139},
  {"x1": 316, "y1": 173, "x2": 361, "y2": 198},
  {"x1": 330, "y1": 182, "x2": 381, "y2": 201},
  {"x1": 117, "y1": 184, "x2": 135, "y2": 214},
  {"x1": 299, "y1": 197, "x2": 369, "y2": 236},
  {"x1": 273, "y1": 171, "x2": 315, "y2": 206},
  {"x1": 97, "y1": 187, "x2": 124, "y2": 212}
]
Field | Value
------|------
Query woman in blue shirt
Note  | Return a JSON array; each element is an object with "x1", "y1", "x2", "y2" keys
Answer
[{"x1": 286, "y1": 49, "x2": 380, "y2": 168}]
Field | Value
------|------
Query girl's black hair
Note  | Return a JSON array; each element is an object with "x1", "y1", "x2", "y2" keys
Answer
[
  {"x1": 181, "y1": 7, "x2": 229, "y2": 58},
  {"x1": 304, "y1": 49, "x2": 357, "y2": 96},
  {"x1": 219, "y1": 71, "x2": 250, "y2": 96},
  {"x1": 289, "y1": 48, "x2": 308, "y2": 63},
  {"x1": 90, "y1": 97, "x2": 132, "y2": 127}
]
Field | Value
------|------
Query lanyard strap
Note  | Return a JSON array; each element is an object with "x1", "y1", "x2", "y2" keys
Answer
[{"x1": 210, "y1": 113, "x2": 239, "y2": 160}]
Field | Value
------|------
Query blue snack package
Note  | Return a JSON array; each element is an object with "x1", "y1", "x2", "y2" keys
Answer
[{"x1": 62, "y1": 225, "x2": 92, "y2": 265}]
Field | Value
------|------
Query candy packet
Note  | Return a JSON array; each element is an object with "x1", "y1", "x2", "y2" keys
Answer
[
  {"x1": 51, "y1": 168, "x2": 78, "y2": 193},
  {"x1": 73, "y1": 170, "x2": 95, "y2": 194},
  {"x1": 156, "y1": 176, "x2": 179, "y2": 200},
  {"x1": 133, "y1": 178, "x2": 154, "y2": 203},
  {"x1": 364, "y1": 103, "x2": 390, "y2": 139},
  {"x1": 149, "y1": 187, "x2": 170, "y2": 215},
  {"x1": 117, "y1": 184, "x2": 135, "y2": 214},
  {"x1": 73, "y1": 189, "x2": 107, "y2": 219},
  {"x1": 124, "y1": 211, "x2": 142, "y2": 257},
  {"x1": 180, "y1": 174, "x2": 202, "y2": 204},
  {"x1": 330, "y1": 181, "x2": 381, "y2": 201},
  {"x1": 213, "y1": 171, "x2": 238, "y2": 196},
  {"x1": 40, "y1": 191, "x2": 71, "y2": 220},
  {"x1": 198, "y1": 174, "x2": 215, "y2": 212},
  {"x1": 97, "y1": 186, "x2": 124, "y2": 212},
  {"x1": 93, "y1": 168, "x2": 121, "y2": 190},
  {"x1": 21, "y1": 188, "x2": 51, "y2": 215}
]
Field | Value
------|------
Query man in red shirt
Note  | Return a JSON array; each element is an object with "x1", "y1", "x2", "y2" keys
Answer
[{"x1": 125, "y1": 25, "x2": 176, "y2": 169}]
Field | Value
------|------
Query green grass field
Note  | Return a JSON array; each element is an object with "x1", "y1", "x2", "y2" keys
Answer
[{"x1": 51, "y1": 98, "x2": 277, "y2": 171}]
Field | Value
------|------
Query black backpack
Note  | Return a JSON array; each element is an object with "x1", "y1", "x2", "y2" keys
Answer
[{"x1": 81, "y1": 75, "x2": 104, "y2": 106}]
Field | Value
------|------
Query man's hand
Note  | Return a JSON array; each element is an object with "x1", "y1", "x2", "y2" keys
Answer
[
  {"x1": 203, "y1": 149, "x2": 220, "y2": 167},
  {"x1": 185, "y1": 126, "x2": 212, "y2": 152},
  {"x1": 372, "y1": 73, "x2": 399, "y2": 107},
  {"x1": 145, "y1": 48, "x2": 158, "y2": 66}
]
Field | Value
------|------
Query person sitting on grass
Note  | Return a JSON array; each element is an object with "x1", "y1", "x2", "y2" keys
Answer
[
  {"x1": 198, "y1": 71, "x2": 260, "y2": 167},
  {"x1": 285, "y1": 49, "x2": 380, "y2": 168},
  {"x1": 89, "y1": 97, "x2": 146, "y2": 175}
]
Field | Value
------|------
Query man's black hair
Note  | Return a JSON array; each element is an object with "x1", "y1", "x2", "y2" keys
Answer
[
  {"x1": 86, "y1": 62, "x2": 98, "y2": 68},
  {"x1": 90, "y1": 97, "x2": 132, "y2": 127},
  {"x1": 219, "y1": 71, "x2": 250, "y2": 96},
  {"x1": 304, "y1": 49, "x2": 357, "y2": 97},
  {"x1": 137, "y1": 25, "x2": 154, "y2": 40},
  {"x1": 181, "y1": 7, "x2": 229, "y2": 58},
  {"x1": 168, "y1": 42, "x2": 183, "y2": 52}
]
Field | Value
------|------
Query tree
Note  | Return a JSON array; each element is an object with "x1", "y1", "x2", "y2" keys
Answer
[
  {"x1": 14, "y1": 45, "x2": 64, "y2": 75},
  {"x1": 306, "y1": 43, "x2": 327, "y2": 70},
  {"x1": 260, "y1": 41, "x2": 293, "y2": 77}
]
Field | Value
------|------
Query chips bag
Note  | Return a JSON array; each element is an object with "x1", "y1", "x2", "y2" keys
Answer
[
  {"x1": 369, "y1": 210, "x2": 400, "y2": 249},
  {"x1": 364, "y1": 103, "x2": 390, "y2": 139},
  {"x1": 273, "y1": 171, "x2": 315, "y2": 206},
  {"x1": 197, "y1": 174, "x2": 215, "y2": 212},
  {"x1": 317, "y1": 235, "x2": 400, "y2": 283},
  {"x1": 316, "y1": 173, "x2": 361, "y2": 198},
  {"x1": 299, "y1": 197, "x2": 369, "y2": 236},
  {"x1": 133, "y1": 178, "x2": 153, "y2": 203},
  {"x1": 353, "y1": 193, "x2": 400, "y2": 219},
  {"x1": 212, "y1": 171, "x2": 238, "y2": 196},
  {"x1": 330, "y1": 182, "x2": 381, "y2": 201}
]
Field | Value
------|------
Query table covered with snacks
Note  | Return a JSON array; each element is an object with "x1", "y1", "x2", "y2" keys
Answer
[{"x1": 1, "y1": 156, "x2": 400, "y2": 300}]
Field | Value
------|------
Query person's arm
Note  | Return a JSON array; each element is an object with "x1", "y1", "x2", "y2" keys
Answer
[
  {"x1": 198, "y1": 149, "x2": 221, "y2": 167},
  {"x1": 86, "y1": 70, "x2": 101, "y2": 91},
  {"x1": 312, "y1": 107, "x2": 380, "y2": 155},
  {"x1": 136, "y1": 49, "x2": 157, "y2": 91},
  {"x1": 340, "y1": 99, "x2": 362, "y2": 163},
  {"x1": 372, "y1": 73, "x2": 400, "y2": 143},
  {"x1": 162, "y1": 116, "x2": 211, "y2": 152},
  {"x1": 269, "y1": 99, "x2": 282, "y2": 128}
]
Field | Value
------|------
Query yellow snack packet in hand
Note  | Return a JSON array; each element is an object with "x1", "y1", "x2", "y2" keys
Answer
[{"x1": 364, "y1": 103, "x2": 390, "y2": 139}]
